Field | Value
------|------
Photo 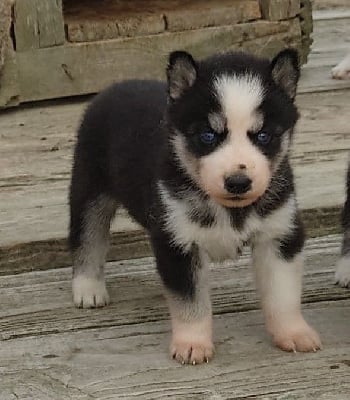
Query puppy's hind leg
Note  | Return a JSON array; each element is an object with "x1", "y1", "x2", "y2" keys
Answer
[{"x1": 69, "y1": 193, "x2": 117, "y2": 308}]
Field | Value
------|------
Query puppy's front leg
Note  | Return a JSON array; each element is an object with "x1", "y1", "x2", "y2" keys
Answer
[
  {"x1": 253, "y1": 225, "x2": 321, "y2": 352},
  {"x1": 151, "y1": 231, "x2": 213, "y2": 365}
]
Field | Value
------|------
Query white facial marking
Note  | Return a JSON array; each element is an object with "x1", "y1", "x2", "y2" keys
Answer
[
  {"x1": 196, "y1": 74, "x2": 270, "y2": 207},
  {"x1": 214, "y1": 74, "x2": 264, "y2": 133}
]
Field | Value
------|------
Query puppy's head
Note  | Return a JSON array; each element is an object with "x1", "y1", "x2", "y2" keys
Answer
[{"x1": 166, "y1": 49, "x2": 300, "y2": 208}]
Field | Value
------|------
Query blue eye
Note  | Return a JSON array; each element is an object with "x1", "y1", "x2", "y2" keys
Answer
[
  {"x1": 199, "y1": 131, "x2": 217, "y2": 145},
  {"x1": 256, "y1": 131, "x2": 271, "y2": 145}
]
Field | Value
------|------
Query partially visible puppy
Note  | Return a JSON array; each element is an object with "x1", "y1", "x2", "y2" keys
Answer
[
  {"x1": 335, "y1": 161, "x2": 350, "y2": 287},
  {"x1": 332, "y1": 53, "x2": 350, "y2": 80}
]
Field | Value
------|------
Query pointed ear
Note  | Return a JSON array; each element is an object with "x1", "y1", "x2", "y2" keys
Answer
[
  {"x1": 167, "y1": 51, "x2": 197, "y2": 101},
  {"x1": 271, "y1": 49, "x2": 300, "y2": 99}
]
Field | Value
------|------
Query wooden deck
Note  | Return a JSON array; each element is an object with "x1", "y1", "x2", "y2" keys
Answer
[
  {"x1": 1, "y1": 236, "x2": 350, "y2": 399},
  {"x1": 1, "y1": 8, "x2": 350, "y2": 400}
]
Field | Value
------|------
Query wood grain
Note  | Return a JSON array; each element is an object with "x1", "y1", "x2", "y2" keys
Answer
[
  {"x1": 0, "y1": 11, "x2": 349, "y2": 269},
  {"x1": 1, "y1": 302, "x2": 349, "y2": 400},
  {"x1": 0, "y1": 234, "x2": 349, "y2": 399},
  {"x1": 1, "y1": 234, "x2": 348, "y2": 339},
  {"x1": 14, "y1": 0, "x2": 65, "y2": 51},
  {"x1": 15, "y1": 19, "x2": 299, "y2": 103},
  {"x1": 1, "y1": 89, "x2": 349, "y2": 249},
  {"x1": 64, "y1": 0, "x2": 261, "y2": 42}
]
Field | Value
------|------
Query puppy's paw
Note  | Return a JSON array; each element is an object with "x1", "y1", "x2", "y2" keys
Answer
[
  {"x1": 170, "y1": 339, "x2": 214, "y2": 365},
  {"x1": 270, "y1": 318, "x2": 321, "y2": 353},
  {"x1": 72, "y1": 275, "x2": 110, "y2": 308},
  {"x1": 170, "y1": 316, "x2": 214, "y2": 365},
  {"x1": 335, "y1": 256, "x2": 350, "y2": 288},
  {"x1": 332, "y1": 55, "x2": 350, "y2": 80}
]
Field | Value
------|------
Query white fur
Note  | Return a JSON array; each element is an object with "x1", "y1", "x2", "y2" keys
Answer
[
  {"x1": 335, "y1": 255, "x2": 350, "y2": 287},
  {"x1": 214, "y1": 74, "x2": 264, "y2": 133},
  {"x1": 72, "y1": 275, "x2": 109, "y2": 308},
  {"x1": 159, "y1": 183, "x2": 296, "y2": 261},
  {"x1": 170, "y1": 314, "x2": 214, "y2": 364},
  {"x1": 332, "y1": 53, "x2": 350, "y2": 80},
  {"x1": 253, "y1": 237, "x2": 321, "y2": 352},
  {"x1": 167, "y1": 250, "x2": 213, "y2": 364}
]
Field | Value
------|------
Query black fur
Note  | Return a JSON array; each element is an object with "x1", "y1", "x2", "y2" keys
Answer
[
  {"x1": 152, "y1": 230, "x2": 200, "y2": 299},
  {"x1": 278, "y1": 212, "x2": 305, "y2": 261},
  {"x1": 69, "y1": 80, "x2": 167, "y2": 250}
]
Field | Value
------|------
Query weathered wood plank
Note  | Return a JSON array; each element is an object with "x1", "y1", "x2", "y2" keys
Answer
[
  {"x1": 15, "y1": 19, "x2": 300, "y2": 103},
  {"x1": 0, "y1": 299, "x2": 349, "y2": 399},
  {"x1": 14, "y1": 0, "x2": 65, "y2": 51},
  {"x1": 9, "y1": 11, "x2": 350, "y2": 105},
  {"x1": 260, "y1": 0, "x2": 300, "y2": 20},
  {"x1": 0, "y1": 89, "x2": 348, "y2": 252},
  {"x1": 0, "y1": 207, "x2": 342, "y2": 276},
  {"x1": 1, "y1": 235, "x2": 349, "y2": 339},
  {"x1": 164, "y1": 0, "x2": 261, "y2": 32},
  {"x1": 299, "y1": 64, "x2": 350, "y2": 92},
  {"x1": 1, "y1": 371, "x2": 90, "y2": 400},
  {"x1": 0, "y1": 229, "x2": 152, "y2": 276},
  {"x1": 64, "y1": 0, "x2": 261, "y2": 42},
  {"x1": 311, "y1": 17, "x2": 350, "y2": 54},
  {"x1": 313, "y1": 8, "x2": 350, "y2": 18},
  {"x1": 0, "y1": 45, "x2": 20, "y2": 108},
  {"x1": 0, "y1": 233, "x2": 349, "y2": 400}
]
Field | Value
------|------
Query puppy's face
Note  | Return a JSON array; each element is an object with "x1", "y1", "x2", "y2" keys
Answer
[{"x1": 167, "y1": 50, "x2": 300, "y2": 208}]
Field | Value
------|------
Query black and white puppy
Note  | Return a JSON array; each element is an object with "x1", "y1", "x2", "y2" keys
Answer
[
  {"x1": 69, "y1": 49, "x2": 321, "y2": 365},
  {"x1": 335, "y1": 161, "x2": 350, "y2": 287}
]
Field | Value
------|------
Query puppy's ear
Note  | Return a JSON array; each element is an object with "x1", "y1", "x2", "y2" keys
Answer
[
  {"x1": 271, "y1": 49, "x2": 300, "y2": 99},
  {"x1": 167, "y1": 51, "x2": 197, "y2": 101}
]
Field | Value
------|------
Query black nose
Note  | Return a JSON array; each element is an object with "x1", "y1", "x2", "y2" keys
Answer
[{"x1": 224, "y1": 174, "x2": 252, "y2": 194}]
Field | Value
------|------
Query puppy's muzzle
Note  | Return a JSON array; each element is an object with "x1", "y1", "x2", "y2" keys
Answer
[{"x1": 224, "y1": 174, "x2": 252, "y2": 195}]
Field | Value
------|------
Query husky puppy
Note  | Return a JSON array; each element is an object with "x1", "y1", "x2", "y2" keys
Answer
[
  {"x1": 69, "y1": 49, "x2": 321, "y2": 364},
  {"x1": 335, "y1": 162, "x2": 350, "y2": 287}
]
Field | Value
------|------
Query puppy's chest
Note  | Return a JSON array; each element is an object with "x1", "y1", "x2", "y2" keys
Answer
[
  {"x1": 163, "y1": 198, "x2": 262, "y2": 261},
  {"x1": 193, "y1": 221, "x2": 249, "y2": 261}
]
